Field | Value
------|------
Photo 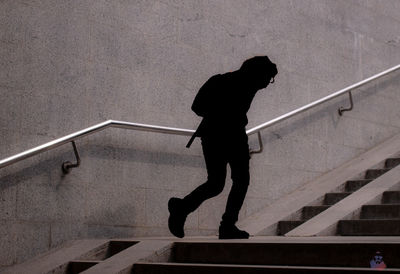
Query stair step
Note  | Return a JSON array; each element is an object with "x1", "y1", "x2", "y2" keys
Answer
[
  {"x1": 338, "y1": 219, "x2": 400, "y2": 236},
  {"x1": 133, "y1": 262, "x2": 400, "y2": 274},
  {"x1": 68, "y1": 260, "x2": 100, "y2": 274},
  {"x1": 78, "y1": 240, "x2": 137, "y2": 261},
  {"x1": 361, "y1": 204, "x2": 400, "y2": 219},
  {"x1": 385, "y1": 158, "x2": 400, "y2": 169},
  {"x1": 383, "y1": 191, "x2": 400, "y2": 204},
  {"x1": 323, "y1": 192, "x2": 351, "y2": 205},
  {"x1": 302, "y1": 206, "x2": 330, "y2": 220},
  {"x1": 345, "y1": 180, "x2": 372, "y2": 192},
  {"x1": 345, "y1": 179, "x2": 372, "y2": 192},
  {"x1": 172, "y1": 242, "x2": 400, "y2": 268},
  {"x1": 365, "y1": 169, "x2": 391, "y2": 179},
  {"x1": 277, "y1": 221, "x2": 304, "y2": 235}
]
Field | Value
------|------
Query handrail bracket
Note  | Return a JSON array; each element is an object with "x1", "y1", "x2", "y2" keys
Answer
[
  {"x1": 250, "y1": 131, "x2": 264, "y2": 156},
  {"x1": 62, "y1": 141, "x2": 81, "y2": 174},
  {"x1": 338, "y1": 91, "x2": 354, "y2": 116}
]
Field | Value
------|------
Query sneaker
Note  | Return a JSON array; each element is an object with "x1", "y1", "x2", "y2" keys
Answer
[
  {"x1": 219, "y1": 224, "x2": 249, "y2": 239},
  {"x1": 168, "y1": 197, "x2": 187, "y2": 238}
]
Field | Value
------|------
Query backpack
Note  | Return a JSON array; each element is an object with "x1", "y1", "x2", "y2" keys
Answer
[{"x1": 186, "y1": 74, "x2": 221, "y2": 148}]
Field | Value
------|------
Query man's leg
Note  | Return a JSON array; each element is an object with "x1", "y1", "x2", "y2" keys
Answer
[
  {"x1": 219, "y1": 136, "x2": 250, "y2": 239},
  {"x1": 168, "y1": 137, "x2": 227, "y2": 238},
  {"x1": 182, "y1": 138, "x2": 227, "y2": 213}
]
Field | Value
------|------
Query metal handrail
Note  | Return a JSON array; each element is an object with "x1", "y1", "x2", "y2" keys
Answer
[
  {"x1": 1, "y1": 63, "x2": 400, "y2": 171},
  {"x1": 0, "y1": 120, "x2": 195, "y2": 170},
  {"x1": 246, "y1": 63, "x2": 400, "y2": 135}
]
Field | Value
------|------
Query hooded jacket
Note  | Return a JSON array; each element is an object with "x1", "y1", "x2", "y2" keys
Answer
[{"x1": 186, "y1": 56, "x2": 277, "y2": 146}]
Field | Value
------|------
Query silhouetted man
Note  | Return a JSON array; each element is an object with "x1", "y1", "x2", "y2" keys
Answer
[{"x1": 168, "y1": 56, "x2": 278, "y2": 239}]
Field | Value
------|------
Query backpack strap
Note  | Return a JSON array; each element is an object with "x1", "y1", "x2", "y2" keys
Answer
[{"x1": 186, "y1": 119, "x2": 205, "y2": 148}]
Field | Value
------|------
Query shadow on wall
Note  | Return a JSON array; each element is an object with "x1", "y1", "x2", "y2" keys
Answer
[
  {"x1": 0, "y1": 145, "x2": 204, "y2": 191},
  {"x1": 85, "y1": 144, "x2": 204, "y2": 167}
]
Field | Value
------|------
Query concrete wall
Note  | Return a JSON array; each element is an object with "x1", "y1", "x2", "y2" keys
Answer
[{"x1": 1, "y1": 0, "x2": 400, "y2": 267}]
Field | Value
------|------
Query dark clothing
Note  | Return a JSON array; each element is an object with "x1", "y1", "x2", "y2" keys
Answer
[
  {"x1": 192, "y1": 71, "x2": 258, "y2": 137},
  {"x1": 183, "y1": 71, "x2": 256, "y2": 225},
  {"x1": 183, "y1": 131, "x2": 250, "y2": 225},
  {"x1": 181, "y1": 56, "x2": 277, "y2": 227}
]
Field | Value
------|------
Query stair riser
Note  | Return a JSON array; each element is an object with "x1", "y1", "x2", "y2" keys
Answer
[
  {"x1": 338, "y1": 220, "x2": 400, "y2": 236},
  {"x1": 173, "y1": 243, "x2": 400, "y2": 268},
  {"x1": 302, "y1": 206, "x2": 329, "y2": 220},
  {"x1": 323, "y1": 193, "x2": 351, "y2": 205},
  {"x1": 277, "y1": 221, "x2": 304, "y2": 235},
  {"x1": 345, "y1": 180, "x2": 372, "y2": 192},
  {"x1": 361, "y1": 205, "x2": 400, "y2": 219},
  {"x1": 385, "y1": 158, "x2": 400, "y2": 169},
  {"x1": 365, "y1": 169, "x2": 390, "y2": 180},
  {"x1": 68, "y1": 262, "x2": 98, "y2": 274},
  {"x1": 382, "y1": 192, "x2": 400, "y2": 204}
]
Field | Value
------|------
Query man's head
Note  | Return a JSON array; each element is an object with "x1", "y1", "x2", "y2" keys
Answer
[{"x1": 239, "y1": 56, "x2": 278, "y2": 89}]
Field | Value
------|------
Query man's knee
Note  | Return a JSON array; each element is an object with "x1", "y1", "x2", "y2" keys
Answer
[
  {"x1": 206, "y1": 176, "x2": 225, "y2": 196},
  {"x1": 231, "y1": 170, "x2": 250, "y2": 186}
]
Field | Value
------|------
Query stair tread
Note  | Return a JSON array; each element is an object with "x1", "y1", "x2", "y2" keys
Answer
[
  {"x1": 346, "y1": 179, "x2": 373, "y2": 182},
  {"x1": 69, "y1": 260, "x2": 101, "y2": 263},
  {"x1": 133, "y1": 262, "x2": 400, "y2": 273},
  {"x1": 278, "y1": 220, "x2": 305, "y2": 223},
  {"x1": 325, "y1": 192, "x2": 353, "y2": 194},
  {"x1": 303, "y1": 205, "x2": 330, "y2": 209},
  {"x1": 341, "y1": 218, "x2": 400, "y2": 221}
]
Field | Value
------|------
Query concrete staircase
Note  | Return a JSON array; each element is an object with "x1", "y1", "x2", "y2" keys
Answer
[
  {"x1": 277, "y1": 158, "x2": 400, "y2": 235},
  {"x1": 6, "y1": 135, "x2": 400, "y2": 273},
  {"x1": 338, "y1": 159, "x2": 400, "y2": 236},
  {"x1": 5, "y1": 237, "x2": 400, "y2": 273}
]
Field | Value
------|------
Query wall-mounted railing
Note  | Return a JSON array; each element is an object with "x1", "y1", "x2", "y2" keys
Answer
[
  {"x1": 0, "y1": 121, "x2": 195, "y2": 173},
  {"x1": 1, "y1": 64, "x2": 400, "y2": 173}
]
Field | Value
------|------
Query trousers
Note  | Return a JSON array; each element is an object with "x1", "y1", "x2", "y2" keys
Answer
[{"x1": 182, "y1": 130, "x2": 250, "y2": 225}]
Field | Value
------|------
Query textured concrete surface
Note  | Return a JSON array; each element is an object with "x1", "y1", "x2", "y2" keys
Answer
[
  {"x1": 239, "y1": 132, "x2": 400, "y2": 235},
  {"x1": 82, "y1": 240, "x2": 173, "y2": 274},
  {"x1": 2, "y1": 239, "x2": 109, "y2": 274},
  {"x1": 1, "y1": 0, "x2": 400, "y2": 267},
  {"x1": 6, "y1": 236, "x2": 400, "y2": 274},
  {"x1": 287, "y1": 161, "x2": 400, "y2": 236}
]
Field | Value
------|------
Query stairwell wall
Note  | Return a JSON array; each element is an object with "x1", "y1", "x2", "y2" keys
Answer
[{"x1": 1, "y1": 0, "x2": 400, "y2": 268}]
